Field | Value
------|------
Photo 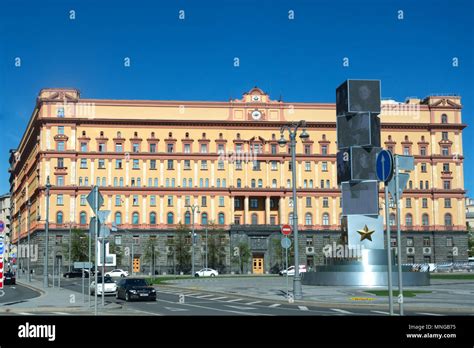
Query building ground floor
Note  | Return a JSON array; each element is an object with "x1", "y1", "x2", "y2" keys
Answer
[{"x1": 10, "y1": 226, "x2": 469, "y2": 276}]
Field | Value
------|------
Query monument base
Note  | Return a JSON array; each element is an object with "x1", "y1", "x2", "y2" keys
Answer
[{"x1": 302, "y1": 249, "x2": 430, "y2": 286}]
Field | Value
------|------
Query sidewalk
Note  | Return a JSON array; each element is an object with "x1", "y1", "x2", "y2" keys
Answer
[{"x1": 2, "y1": 276, "x2": 121, "y2": 314}]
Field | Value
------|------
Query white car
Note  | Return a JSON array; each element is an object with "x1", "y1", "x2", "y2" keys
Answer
[
  {"x1": 279, "y1": 265, "x2": 307, "y2": 276},
  {"x1": 194, "y1": 268, "x2": 218, "y2": 277},
  {"x1": 105, "y1": 269, "x2": 129, "y2": 278},
  {"x1": 90, "y1": 277, "x2": 117, "y2": 296}
]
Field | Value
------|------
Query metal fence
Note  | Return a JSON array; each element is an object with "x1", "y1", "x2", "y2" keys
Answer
[{"x1": 404, "y1": 262, "x2": 474, "y2": 273}]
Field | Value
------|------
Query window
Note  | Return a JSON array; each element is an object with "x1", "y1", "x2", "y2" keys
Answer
[
  {"x1": 272, "y1": 179, "x2": 277, "y2": 188},
  {"x1": 421, "y1": 163, "x2": 427, "y2": 173},
  {"x1": 420, "y1": 147, "x2": 426, "y2": 156},
  {"x1": 251, "y1": 179, "x2": 256, "y2": 188},
  {"x1": 237, "y1": 179, "x2": 242, "y2": 188},
  {"x1": 444, "y1": 213, "x2": 452, "y2": 226},
  {"x1": 217, "y1": 144, "x2": 224, "y2": 154},
  {"x1": 56, "y1": 211, "x2": 63, "y2": 224},
  {"x1": 218, "y1": 196, "x2": 224, "y2": 207},
  {"x1": 405, "y1": 198, "x2": 412, "y2": 208},
  {"x1": 309, "y1": 180, "x2": 313, "y2": 188},
  {"x1": 235, "y1": 160, "x2": 242, "y2": 170},
  {"x1": 56, "y1": 176, "x2": 64, "y2": 186},
  {"x1": 234, "y1": 216, "x2": 241, "y2": 225},
  {"x1": 167, "y1": 160, "x2": 174, "y2": 170},
  {"x1": 304, "y1": 144, "x2": 311, "y2": 155},
  {"x1": 306, "y1": 237, "x2": 314, "y2": 247},
  {"x1": 57, "y1": 141, "x2": 65, "y2": 151},
  {"x1": 202, "y1": 196, "x2": 207, "y2": 207},
  {"x1": 442, "y1": 147, "x2": 449, "y2": 156},
  {"x1": 322, "y1": 213, "x2": 329, "y2": 226},
  {"x1": 271, "y1": 161, "x2": 277, "y2": 170},
  {"x1": 167, "y1": 196, "x2": 173, "y2": 206},
  {"x1": 406, "y1": 237, "x2": 414, "y2": 247},
  {"x1": 115, "y1": 235, "x2": 122, "y2": 245},
  {"x1": 201, "y1": 213, "x2": 208, "y2": 225},
  {"x1": 115, "y1": 212, "x2": 122, "y2": 225},
  {"x1": 119, "y1": 177, "x2": 124, "y2": 187},
  {"x1": 443, "y1": 181, "x2": 451, "y2": 190},
  {"x1": 200, "y1": 144, "x2": 208, "y2": 153},
  {"x1": 446, "y1": 237, "x2": 453, "y2": 247},
  {"x1": 98, "y1": 143, "x2": 106, "y2": 152},
  {"x1": 305, "y1": 213, "x2": 312, "y2": 225},
  {"x1": 167, "y1": 212, "x2": 174, "y2": 224},
  {"x1": 403, "y1": 146, "x2": 410, "y2": 155},
  {"x1": 441, "y1": 114, "x2": 448, "y2": 123},
  {"x1": 253, "y1": 160, "x2": 261, "y2": 171},
  {"x1": 149, "y1": 143, "x2": 157, "y2": 153},
  {"x1": 183, "y1": 160, "x2": 191, "y2": 170},
  {"x1": 306, "y1": 197, "x2": 312, "y2": 207},
  {"x1": 251, "y1": 214, "x2": 258, "y2": 225},
  {"x1": 167, "y1": 143, "x2": 174, "y2": 153},
  {"x1": 321, "y1": 145, "x2": 328, "y2": 155},
  {"x1": 322, "y1": 162, "x2": 328, "y2": 172},
  {"x1": 235, "y1": 144, "x2": 243, "y2": 153},
  {"x1": 391, "y1": 237, "x2": 397, "y2": 247},
  {"x1": 57, "y1": 194, "x2": 64, "y2": 205},
  {"x1": 57, "y1": 158, "x2": 65, "y2": 168},
  {"x1": 444, "y1": 198, "x2": 451, "y2": 208},
  {"x1": 132, "y1": 212, "x2": 139, "y2": 225},
  {"x1": 218, "y1": 160, "x2": 224, "y2": 170},
  {"x1": 287, "y1": 179, "x2": 291, "y2": 188},
  {"x1": 234, "y1": 198, "x2": 241, "y2": 208},
  {"x1": 289, "y1": 213, "x2": 294, "y2": 224},
  {"x1": 201, "y1": 160, "x2": 208, "y2": 170},
  {"x1": 442, "y1": 132, "x2": 448, "y2": 140},
  {"x1": 115, "y1": 143, "x2": 123, "y2": 152},
  {"x1": 305, "y1": 162, "x2": 311, "y2": 171},
  {"x1": 420, "y1": 181, "x2": 424, "y2": 190},
  {"x1": 389, "y1": 213, "x2": 396, "y2": 226},
  {"x1": 150, "y1": 212, "x2": 157, "y2": 225},
  {"x1": 133, "y1": 159, "x2": 139, "y2": 169},
  {"x1": 205, "y1": 178, "x2": 209, "y2": 187},
  {"x1": 250, "y1": 199, "x2": 258, "y2": 208},
  {"x1": 97, "y1": 159, "x2": 105, "y2": 169},
  {"x1": 115, "y1": 195, "x2": 122, "y2": 206},
  {"x1": 80, "y1": 212, "x2": 87, "y2": 225},
  {"x1": 405, "y1": 214, "x2": 413, "y2": 227},
  {"x1": 184, "y1": 144, "x2": 191, "y2": 153},
  {"x1": 132, "y1": 143, "x2": 140, "y2": 153},
  {"x1": 80, "y1": 159, "x2": 87, "y2": 169},
  {"x1": 80, "y1": 142, "x2": 87, "y2": 152},
  {"x1": 216, "y1": 179, "x2": 221, "y2": 188},
  {"x1": 150, "y1": 195, "x2": 156, "y2": 206},
  {"x1": 149, "y1": 159, "x2": 157, "y2": 170},
  {"x1": 184, "y1": 211, "x2": 191, "y2": 225},
  {"x1": 422, "y1": 214, "x2": 429, "y2": 226},
  {"x1": 85, "y1": 177, "x2": 89, "y2": 186},
  {"x1": 323, "y1": 197, "x2": 329, "y2": 208},
  {"x1": 218, "y1": 213, "x2": 225, "y2": 225},
  {"x1": 271, "y1": 144, "x2": 277, "y2": 154},
  {"x1": 132, "y1": 195, "x2": 139, "y2": 206},
  {"x1": 116, "y1": 159, "x2": 123, "y2": 169},
  {"x1": 443, "y1": 163, "x2": 450, "y2": 172},
  {"x1": 57, "y1": 107, "x2": 65, "y2": 117},
  {"x1": 184, "y1": 196, "x2": 190, "y2": 206},
  {"x1": 80, "y1": 195, "x2": 86, "y2": 206},
  {"x1": 423, "y1": 237, "x2": 431, "y2": 247}
]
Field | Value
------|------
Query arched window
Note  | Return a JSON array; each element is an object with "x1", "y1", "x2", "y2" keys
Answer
[
  {"x1": 216, "y1": 179, "x2": 221, "y2": 188},
  {"x1": 102, "y1": 177, "x2": 106, "y2": 186},
  {"x1": 79, "y1": 177, "x2": 83, "y2": 186},
  {"x1": 289, "y1": 213, "x2": 294, "y2": 224},
  {"x1": 305, "y1": 213, "x2": 312, "y2": 226},
  {"x1": 322, "y1": 213, "x2": 329, "y2": 226},
  {"x1": 441, "y1": 114, "x2": 448, "y2": 124},
  {"x1": 132, "y1": 212, "x2": 139, "y2": 225},
  {"x1": 56, "y1": 211, "x2": 63, "y2": 224},
  {"x1": 85, "y1": 177, "x2": 89, "y2": 186},
  {"x1": 303, "y1": 180, "x2": 307, "y2": 188},
  {"x1": 205, "y1": 179, "x2": 209, "y2": 187},
  {"x1": 272, "y1": 179, "x2": 277, "y2": 188},
  {"x1": 251, "y1": 213, "x2": 258, "y2": 225},
  {"x1": 150, "y1": 212, "x2": 157, "y2": 225},
  {"x1": 444, "y1": 213, "x2": 452, "y2": 226},
  {"x1": 80, "y1": 211, "x2": 87, "y2": 225},
  {"x1": 409, "y1": 181, "x2": 413, "y2": 189},
  {"x1": 287, "y1": 179, "x2": 291, "y2": 188},
  {"x1": 389, "y1": 213, "x2": 396, "y2": 226},
  {"x1": 218, "y1": 213, "x2": 225, "y2": 225},
  {"x1": 309, "y1": 179, "x2": 313, "y2": 188},
  {"x1": 137, "y1": 178, "x2": 141, "y2": 187},
  {"x1": 184, "y1": 211, "x2": 191, "y2": 225},
  {"x1": 167, "y1": 212, "x2": 174, "y2": 225},
  {"x1": 237, "y1": 179, "x2": 242, "y2": 188},
  {"x1": 201, "y1": 213, "x2": 208, "y2": 225},
  {"x1": 188, "y1": 178, "x2": 192, "y2": 187},
  {"x1": 251, "y1": 179, "x2": 256, "y2": 188},
  {"x1": 200, "y1": 178, "x2": 203, "y2": 187},
  {"x1": 422, "y1": 214, "x2": 429, "y2": 226},
  {"x1": 182, "y1": 178, "x2": 187, "y2": 187},
  {"x1": 258, "y1": 179, "x2": 263, "y2": 188},
  {"x1": 119, "y1": 177, "x2": 124, "y2": 187},
  {"x1": 115, "y1": 212, "x2": 122, "y2": 225},
  {"x1": 222, "y1": 179, "x2": 226, "y2": 187},
  {"x1": 405, "y1": 213, "x2": 413, "y2": 227}
]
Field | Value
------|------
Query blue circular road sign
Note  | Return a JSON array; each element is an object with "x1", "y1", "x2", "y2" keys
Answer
[
  {"x1": 281, "y1": 237, "x2": 291, "y2": 249},
  {"x1": 376, "y1": 150, "x2": 393, "y2": 183}
]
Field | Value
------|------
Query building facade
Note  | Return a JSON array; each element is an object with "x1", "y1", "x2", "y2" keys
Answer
[
  {"x1": 0, "y1": 193, "x2": 11, "y2": 265},
  {"x1": 9, "y1": 87, "x2": 468, "y2": 275}
]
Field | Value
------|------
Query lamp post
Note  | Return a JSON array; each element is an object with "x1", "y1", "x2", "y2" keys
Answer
[
  {"x1": 68, "y1": 221, "x2": 73, "y2": 272},
  {"x1": 43, "y1": 176, "x2": 51, "y2": 288},
  {"x1": 278, "y1": 120, "x2": 309, "y2": 300},
  {"x1": 186, "y1": 204, "x2": 200, "y2": 276},
  {"x1": 17, "y1": 207, "x2": 21, "y2": 279},
  {"x1": 27, "y1": 199, "x2": 31, "y2": 282}
]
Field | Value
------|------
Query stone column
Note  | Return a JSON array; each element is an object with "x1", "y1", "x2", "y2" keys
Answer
[
  {"x1": 265, "y1": 196, "x2": 271, "y2": 224},
  {"x1": 244, "y1": 196, "x2": 249, "y2": 224}
]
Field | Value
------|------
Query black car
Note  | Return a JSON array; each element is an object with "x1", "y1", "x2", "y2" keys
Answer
[
  {"x1": 116, "y1": 278, "x2": 156, "y2": 302},
  {"x1": 63, "y1": 269, "x2": 90, "y2": 278},
  {"x1": 4, "y1": 271, "x2": 16, "y2": 285}
]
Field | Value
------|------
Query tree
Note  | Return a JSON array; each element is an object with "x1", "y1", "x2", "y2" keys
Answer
[
  {"x1": 468, "y1": 230, "x2": 474, "y2": 257},
  {"x1": 231, "y1": 242, "x2": 251, "y2": 274},
  {"x1": 143, "y1": 237, "x2": 159, "y2": 275},
  {"x1": 204, "y1": 222, "x2": 227, "y2": 273},
  {"x1": 174, "y1": 223, "x2": 191, "y2": 274},
  {"x1": 270, "y1": 237, "x2": 284, "y2": 273},
  {"x1": 109, "y1": 242, "x2": 123, "y2": 268},
  {"x1": 63, "y1": 229, "x2": 89, "y2": 264}
]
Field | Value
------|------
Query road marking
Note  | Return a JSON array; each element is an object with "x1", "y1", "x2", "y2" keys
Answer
[
  {"x1": 225, "y1": 305, "x2": 256, "y2": 310},
  {"x1": 51, "y1": 312, "x2": 72, "y2": 315},
  {"x1": 18, "y1": 312, "x2": 34, "y2": 316},
  {"x1": 164, "y1": 307, "x2": 189, "y2": 312},
  {"x1": 210, "y1": 296, "x2": 228, "y2": 301},
  {"x1": 371, "y1": 310, "x2": 392, "y2": 315},
  {"x1": 330, "y1": 308, "x2": 353, "y2": 314},
  {"x1": 416, "y1": 312, "x2": 443, "y2": 316},
  {"x1": 195, "y1": 294, "x2": 214, "y2": 298},
  {"x1": 269, "y1": 304, "x2": 281, "y2": 308},
  {"x1": 226, "y1": 298, "x2": 243, "y2": 303},
  {"x1": 245, "y1": 301, "x2": 262, "y2": 305},
  {"x1": 130, "y1": 308, "x2": 162, "y2": 316},
  {"x1": 298, "y1": 306, "x2": 309, "y2": 311},
  {"x1": 186, "y1": 292, "x2": 203, "y2": 297}
]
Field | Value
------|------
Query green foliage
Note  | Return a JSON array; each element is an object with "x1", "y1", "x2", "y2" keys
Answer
[
  {"x1": 63, "y1": 229, "x2": 89, "y2": 263},
  {"x1": 173, "y1": 223, "x2": 191, "y2": 273},
  {"x1": 204, "y1": 222, "x2": 227, "y2": 272},
  {"x1": 468, "y1": 231, "x2": 474, "y2": 257},
  {"x1": 109, "y1": 242, "x2": 123, "y2": 267},
  {"x1": 231, "y1": 242, "x2": 251, "y2": 274}
]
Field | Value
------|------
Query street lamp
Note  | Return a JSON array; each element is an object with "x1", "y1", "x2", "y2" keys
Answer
[
  {"x1": 17, "y1": 205, "x2": 21, "y2": 279},
  {"x1": 43, "y1": 176, "x2": 52, "y2": 288},
  {"x1": 27, "y1": 199, "x2": 31, "y2": 282},
  {"x1": 185, "y1": 204, "x2": 200, "y2": 276},
  {"x1": 68, "y1": 221, "x2": 73, "y2": 272},
  {"x1": 278, "y1": 120, "x2": 309, "y2": 300}
]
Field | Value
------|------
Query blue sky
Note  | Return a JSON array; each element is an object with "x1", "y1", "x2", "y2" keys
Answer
[{"x1": 0, "y1": 0, "x2": 473, "y2": 195}]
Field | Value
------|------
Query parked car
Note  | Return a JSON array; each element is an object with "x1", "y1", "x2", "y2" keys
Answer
[
  {"x1": 63, "y1": 269, "x2": 89, "y2": 278},
  {"x1": 194, "y1": 268, "x2": 218, "y2": 277},
  {"x1": 279, "y1": 265, "x2": 307, "y2": 276},
  {"x1": 116, "y1": 278, "x2": 156, "y2": 302},
  {"x1": 90, "y1": 277, "x2": 117, "y2": 296},
  {"x1": 3, "y1": 271, "x2": 16, "y2": 285},
  {"x1": 105, "y1": 269, "x2": 129, "y2": 278}
]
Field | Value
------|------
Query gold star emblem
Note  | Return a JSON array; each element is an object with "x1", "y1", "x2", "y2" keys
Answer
[{"x1": 357, "y1": 225, "x2": 375, "y2": 241}]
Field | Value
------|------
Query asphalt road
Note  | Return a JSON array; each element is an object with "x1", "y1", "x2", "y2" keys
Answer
[
  {"x1": 0, "y1": 284, "x2": 41, "y2": 305},
  {"x1": 55, "y1": 278, "x2": 474, "y2": 316}
]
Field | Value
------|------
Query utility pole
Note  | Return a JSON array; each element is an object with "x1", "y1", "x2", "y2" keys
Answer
[
  {"x1": 186, "y1": 204, "x2": 200, "y2": 276},
  {"x1": 43, "y1": 176, "x2": 51, "y2": 288},
  {"x1": 69, "y1": 222, "x2": 72, "y2": 272}
]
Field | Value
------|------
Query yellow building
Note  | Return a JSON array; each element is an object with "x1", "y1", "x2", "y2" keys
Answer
[{"x1": 9, "y1": 87, "x2": 468, "y2": 274}]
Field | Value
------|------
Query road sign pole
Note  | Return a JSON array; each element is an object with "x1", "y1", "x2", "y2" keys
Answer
[
  {"x1": 394, "y1": 156, "x2": 404, "y2": 315},
  {"x1": 88, "y1": 220, "x2": 92, "y2": 306},
  {"x1": 82, "y1": 268, "x2": 85, "y2": 304},
  {"x1": 102, "y1": 238, "x2": 105, "y2": 307},
  {"x1": 285, "y1": 243, "x2": 288, "y2": 297},
  {"x1": 94, "y1": 186, "x2": 99, "y2": 316},
  {"x1": 384, "y1": 184, "x2": 394, "y2": 316}
]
